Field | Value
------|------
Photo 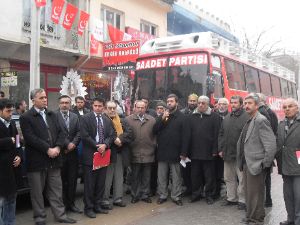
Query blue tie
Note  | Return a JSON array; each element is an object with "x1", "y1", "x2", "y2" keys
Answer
[{"x1": 97, "y1": 115, "x2": 104, "y2": 144}]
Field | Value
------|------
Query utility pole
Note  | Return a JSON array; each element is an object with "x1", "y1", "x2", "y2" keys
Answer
[{"x1": 29, "y1": 0, "x2": 41, "y2": 106}]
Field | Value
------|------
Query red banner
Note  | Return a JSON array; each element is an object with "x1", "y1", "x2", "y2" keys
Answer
[
  {"x1": 62, "y1": 3, "x2": 78, "y2": 30},
  {"x1": 77, "y1": 10, "x2": 90, "y2": 36},
  {"x1": 35, "y1": 0, "x2": 47, "y2": 7},
  {"x1": 90, "y1": 34, "x2": 100, "y2": 55},
  {"x1": 51, "y1": 0, "x2": 65, "y2": 24},
  {"x1": 108, "y1": 24, "x2": 125, "y2": 43},
  {"x1": 126, "y1": 27, "x2": 155, "y2": 46}
]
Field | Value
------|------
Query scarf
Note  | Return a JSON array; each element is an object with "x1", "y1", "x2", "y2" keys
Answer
[{"x1": 111, "y1": 114, "x2": 123, "y2": 136}]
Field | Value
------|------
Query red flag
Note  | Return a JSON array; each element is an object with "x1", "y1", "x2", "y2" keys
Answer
[
  {"x1": 51, "y1": 0, "x2": 65, "y2": 24},
  {"x1": 35, "y1": 0, "x2": 47, "y2": 7},
  {"x1": 108, "y1": 24, "x2": 124, "y2": 42},
  {"x1": 77, "y1": 11, "x2": 90, "y2": 36},
  {"x1": 90, "y1": 34, "x2": 100, "y2": 55},
  {"x1": 62, "y1": 3, "x2": 78, "y2": 30}
]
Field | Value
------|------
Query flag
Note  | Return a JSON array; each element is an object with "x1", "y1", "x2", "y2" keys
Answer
[
  {"x1": 78, "y1": 10, "x2": 90, "y2": 36},
  {"x1": 51, "y1": 0, "x2": 65, "y2": 24},
  {"x1": 90, "y1": 34, "x2": 100, "y2": 55},
  {"x1": 108, "y1": 24, "x2": 124, "y2": 42},
  {"x1": 91, "y1": 18, "x2": 104, "y2": 42},
  {"x1": 35, "y1": 0, "x2": 47, "y2": 7},
  {"x1": 62, "y1": 3, "x2": 78, "y2": 30}
]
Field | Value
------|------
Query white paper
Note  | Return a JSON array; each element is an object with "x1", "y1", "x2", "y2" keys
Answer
[{"x1": 180, "y1": 157, "x2": 191, "y2": 168}]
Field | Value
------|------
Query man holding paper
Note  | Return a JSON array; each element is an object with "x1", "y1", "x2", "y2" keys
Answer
[
  {"x1": 80, "y1": 98, "x2": 115, "y2": 219},
  {"x1": 277, "y1": 98, "x2": 300, "y2": 225}
]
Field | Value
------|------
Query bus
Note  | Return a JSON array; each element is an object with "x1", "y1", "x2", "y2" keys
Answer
[{"x1": 133, "y1": 32, "x2": 297, "y2": 119}]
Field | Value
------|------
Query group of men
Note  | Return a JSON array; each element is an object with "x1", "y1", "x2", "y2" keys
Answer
[{"x1": 0, "y1": 88, "x2": 300, "y2": 225}]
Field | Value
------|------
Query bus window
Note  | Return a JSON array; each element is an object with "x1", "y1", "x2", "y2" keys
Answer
[
  {"x1": 212, "y1": 70, "x2": 223, "y2": 98},
  {"x1": 244, "y1": 66, "x2": 260, "y2": 93},
  {"x1": 259, "y1": 71, "x2": 272, "y2": 96},
  {"x1": 270, "y1": 75, "x2": 281, "y2": 97},
  {"x1": 224, "y1": 59, "x2": 246, "y2": 91},
  {"x1": 280, "y1": 79, "x2": 289, "y2": 98},
  {"x1": 291, "y1": 83, "x2": 297, "y2": 98},
  {"x1": 212, "y1": 55, "x2": 221, "y2": 69},
  {"x1": 287, "y1": 82, "x2": 295, "y2": 98}
]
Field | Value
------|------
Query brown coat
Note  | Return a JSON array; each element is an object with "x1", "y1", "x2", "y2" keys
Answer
[{"x1": 125, "y1": 114, "x2": 156, "y2": 163}]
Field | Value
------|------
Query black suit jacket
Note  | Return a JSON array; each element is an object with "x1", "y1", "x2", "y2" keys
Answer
[
  {"x1": 72, "y1": 107, "x2": 90, "y2": 117},
  {"x1": 80, "y1": 112, "x2": 116, "y2": 166},
  {"x1": 20, "y1": 107, "x2": 65, "y2": 172},
  {"x1": 0, "y1": 120, "x2": 18, "y2": 197}
]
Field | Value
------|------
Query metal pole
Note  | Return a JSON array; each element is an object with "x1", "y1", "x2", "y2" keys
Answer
[{"x1": 29, "y1": 0, "x2": 41, "y2": 106}]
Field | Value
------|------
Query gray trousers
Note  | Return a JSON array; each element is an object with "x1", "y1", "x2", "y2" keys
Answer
[
  {"x1": 131, "y1": 163, "x2": 152, "y2": 199},
  {"x1": 283, "y1": 175, "x2": 300, "y2": 225},
  {"x1": 243, "y1": 165, "x2": 266, "y2": 224},
  {"x1": 224, "y1": 160, "x2": 245, "y2": 203},
  {"x1": 27, "y1": 168, "x2": 67, "y2": 223},
  {"x1": 157, "y1": 162, "x2": 182, "y2": 201},
  {"x1": 102, "y1": 153, "x2": 124, "y2": 205}
]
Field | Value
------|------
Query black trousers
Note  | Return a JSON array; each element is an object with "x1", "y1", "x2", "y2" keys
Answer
[
  {"x1": 214, "y1": 156, "x2": 224, "y2": 198},
  {"x1": 181, "y1": 163, "x2": 192, "y2": 194},
  {"x1": 61, "y1": 152, "x2": 78, "y2": 208},
  {"x1": 191, "y1": 159, "x2": 215, "y2": 199},
  {"x1": 131, "y1": 163, "x2": 152, "y2": 199},
  {"x1": 265, "y1": 167, "x2": 272, "y2": 203},
  {"x1": 83, "y1": 165, "x2": 107, "y2": 212}
]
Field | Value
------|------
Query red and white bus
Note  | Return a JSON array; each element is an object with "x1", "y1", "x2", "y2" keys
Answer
[{"x1": 133, "y1": 32, "x2": 297, "y2": 119}]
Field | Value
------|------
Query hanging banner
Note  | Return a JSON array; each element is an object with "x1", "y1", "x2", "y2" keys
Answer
[
  {"x1": 77, "y1": 10, "x2": 90, "y2": 36},
  {"x1": 90, "y1": 34, "x2": 100, "y2": 55},
  {"x1": 126, "y1": 27, "x2": 155, "y2": 46},
  {"x1": 51, "y1": 0, "x2": 65, "y2": 24},
  {"x1": 91, "y1": 18, "x2": 104, "y2": 42},
  {"x1": 62, "y1": 3, "x2": 78, "y2": 30},
  {"x1": 107, "y1": 24, "x2": 131, "y2": 43},
  {"x1": 35, "y1": 0, "x2": 47, "y2": 7}
]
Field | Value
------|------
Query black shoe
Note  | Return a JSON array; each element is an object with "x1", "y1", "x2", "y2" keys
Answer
[
  {"x1": 102, "y1": 204, "x2": 113, "y2": 210},
  {"x1": 35, "y1": 222, "x2": 46, "y2": 225},
  {"x1": 84, "y1": 210, "x2": 96, "y2": 218},
  {"x1": 221, "y1": 200, "x2": 238, "y2": 206},
  {"x1": 206, "y1": 197, "x2": 214, "y2": 205},
  {"x1": 113, "y1": 201, "x2": 126, "y2": 207},
  {"x1": 173, "y1": 199, "x2": 183, "y2": 206},
  {"x1": 157, "y1": 198, "x2": 167, "y2": 204},
  {"x1": 131, "y1": 197, "x2": 139, "y2": 204},
  {"x1": 238, "y1": 202, "x2": 246, "y2": 211},
  {"x1": 69, "y1": 205, "x2": 83, "y2": 214},
  {"x1": 141, "y1": 197, "x2": 152, "y2": 203},
  {"x1": 57, "y1": 217, "x2": 77, "y2": 224},
  {"x1": 279, "y1": 221, "x2": 295, "y2": 225},
  {"x1": 94, "y1": 207, "x2": 109, "y2": 214},
  {"x1": 189, "y1": 196, "x2": 201, "y2": 203}
]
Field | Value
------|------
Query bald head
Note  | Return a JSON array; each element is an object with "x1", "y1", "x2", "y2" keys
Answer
[{"x1": 283, "y1": 98, "x2": 299, "y2": 119}]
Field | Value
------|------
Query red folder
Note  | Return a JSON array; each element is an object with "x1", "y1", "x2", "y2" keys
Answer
[{"x1": 93, "y1": 149, "x2": 111, "y2": 170}]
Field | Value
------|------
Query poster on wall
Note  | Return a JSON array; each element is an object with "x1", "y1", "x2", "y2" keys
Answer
[
  {"x1": 102, "y1": 40, "x2": 140, "y2": 71},
  {"x1": 0, "y1": 71, "x2": 18, "y2": 87}
]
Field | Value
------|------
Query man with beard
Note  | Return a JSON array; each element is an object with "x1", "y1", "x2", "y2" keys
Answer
[
  {"x1": 183, "y1": 95, "x2": 221, "y2": 205},
  {"x1": 219, "y1": 96, "x2": 249, "y2": 210},
  {"x1": 180, "y1": 93, "x2": 198, "y2": 195},
  {"x1": 72, "y1": 96, "x2": 90, "y2": 117},
  {"x1": 154, "y1": 94, "x2": 187, "y2": 206},
  {"x1": 237, "y1": 93, "x2": 276, "y2": 225}
]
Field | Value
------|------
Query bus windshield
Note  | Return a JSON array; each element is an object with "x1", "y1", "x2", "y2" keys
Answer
[{"x1": 134, "y1": 53, "x2": 209, "y2": 108}]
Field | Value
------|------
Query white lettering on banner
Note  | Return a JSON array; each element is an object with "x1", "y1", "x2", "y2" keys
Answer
[{"x1": 136, "y1": 54, "x2": 207, "y2": 70}]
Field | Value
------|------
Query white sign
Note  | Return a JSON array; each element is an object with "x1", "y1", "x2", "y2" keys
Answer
[
  {"x1": 1, "y1": 76, "x2": 17, "y2": 87},
  {"x1": 91, "y1": 18, "x2": 104, "y2": 42}
]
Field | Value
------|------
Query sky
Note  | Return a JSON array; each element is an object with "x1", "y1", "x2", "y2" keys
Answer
[{"x1": 196, "y1": 0, "x2": 300, "y2": 54}]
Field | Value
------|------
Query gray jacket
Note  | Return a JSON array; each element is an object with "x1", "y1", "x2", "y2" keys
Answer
[
  {"x1": 276, "y1": 114, "x2": 300, "y2": 176},
  {"x1": 237, "y1": 112, "x2": 277, "y2": 175}
]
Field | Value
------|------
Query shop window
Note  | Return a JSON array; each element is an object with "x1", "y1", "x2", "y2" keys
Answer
[
  {"x1": 8, "y1": 71, "x2": 30, "y2": 103},
  {"x1": 280, "y1": 79, "x2": 289, "y2": 98},
  {"x1": 259, "y1": 71, "x2": 272, "y2": 96},
  {"x1": 270, "y1": 75, "x2": 281, "y2": 97},
  {"x1": 244, "y1": 66, "x2": 260, "y2": 93},
  {"x1": 140, "y1": 20, "x2": 157, "y2": 36},
  {"x1": 224, "y1": 59, "x2": 246, "y2": 90},
  {"x1": 101, "y1": 6, "x2": 123, "y2": 41}
]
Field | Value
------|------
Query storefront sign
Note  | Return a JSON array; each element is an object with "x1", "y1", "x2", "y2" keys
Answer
[
  {"x1": 125, "y1": 27, "x2": 155, "y2": 46},
  {"x1": 136, "y1": 53, "x2": 208, "y2": 70},
  {"x1": 103, "y1": 40, "x2": 140, "y2": 71},
  {"x1": 1, "y1": 76, "x2": 17, "y2": 87}
]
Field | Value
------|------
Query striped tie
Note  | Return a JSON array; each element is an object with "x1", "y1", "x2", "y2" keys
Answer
[{"x1": 97, "y1": 115, "x2": 104, "y2": 144}]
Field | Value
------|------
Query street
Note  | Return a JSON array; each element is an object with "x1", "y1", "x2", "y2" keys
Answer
[{"x1": 16, "y1": 172, "x2": 286, "y2": 225}]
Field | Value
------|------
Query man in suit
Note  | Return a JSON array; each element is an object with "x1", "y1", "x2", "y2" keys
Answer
[
  {"x1": 72, "y1": 96, "x2": 90, "y2": 117},
  {"x1": 57, "y1": 95, "x2": 81, "y2": 213},
  {"x1": 0, "y1": 98, "x2": 21, "y2": 225},
  {"x1": 20, "y1": 88, "x2": 76, "y2": 225},
  {"x1": 80, "y1": 98, "x2": 115, "y2": 218},
  {"x1": 237, "y1": 93, "x2": 277, "y2": 225}
]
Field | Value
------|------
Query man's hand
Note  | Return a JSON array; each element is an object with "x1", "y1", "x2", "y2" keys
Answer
[
  {"x1": 218, "y1": 151, "x2": 223, "y2": 158},
  {"x1": 97, "y1": 144, "x2": 106, "y2": 154},
  {"x1": 11, "y1": 137, "x2": 15, "y2": 144},
  {"x1": 114, "y1": 137, "x2": 122, "y2": 147},
  {"x1": 13, "y1": 156, "x2": 21, "y2": 167},
  {"x1": 67, "y1": 143, "x2": 76, "y2": 151},
  {"x1": 162, "y1": 110, "x2": 170, "y2": 121},
  {"x1": 47, "y1": 147, "x2": 60, "y2": 158}
]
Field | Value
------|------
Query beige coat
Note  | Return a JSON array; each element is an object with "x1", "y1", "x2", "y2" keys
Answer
[{"x1": 125, "y1": 114, "x2": 156, "y2": 163}]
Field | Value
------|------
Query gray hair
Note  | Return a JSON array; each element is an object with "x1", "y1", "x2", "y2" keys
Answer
[
  {"x1": 244, "y1": 93, "x2": 260, "y2": 105},
  {"x1": 283, "y1": 98, "x2": 299, "y2": 107},
  {"x1": 198, "y1": 95, "x2": 210, "y2": 104},
  {"x1": 106, "y1": 100, "x2": 117, "y2": 107},
  {"x1": 218, "y1": 98, "x2": 229, "y2": 105},
  {"x1": 30, "y1": 88, "x2": 45, "y2": 100},
  {"x1": 256, "y1": 93, "x2": 267, "y2": 104}
]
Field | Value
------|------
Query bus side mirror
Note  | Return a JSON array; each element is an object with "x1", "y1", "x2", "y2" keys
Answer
[{"x1": 206, "y1": 75, "x2": 215, "y2": 94}]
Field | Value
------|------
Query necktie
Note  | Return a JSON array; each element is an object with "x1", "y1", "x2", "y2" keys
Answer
[
  {"x1": 97, "y1": 115, "x2": 104, "y2": 144},
  {"x1": 40, "y1": 111, "x2": 48, "y2": 126},
  {"x1": 63, "y1": 112, "x2": 69, "y2": 131}
]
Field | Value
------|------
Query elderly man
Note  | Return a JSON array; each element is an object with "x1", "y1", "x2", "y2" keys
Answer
[
  {"x1": 237, "y1": 93, "x2": 277, "y2": 225},
  {"x1": 20, "y1": 88, "x2": 76, "y2": 225},
  {"x1": 126, "y1": 100, "x2": 156, "y2": 204},
  {"x1": 183, "y1": 95, "x2": 221, "y2": 205},
  {"x1": 277, "y1": 98, "x2": 300, "y2": 225}
]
